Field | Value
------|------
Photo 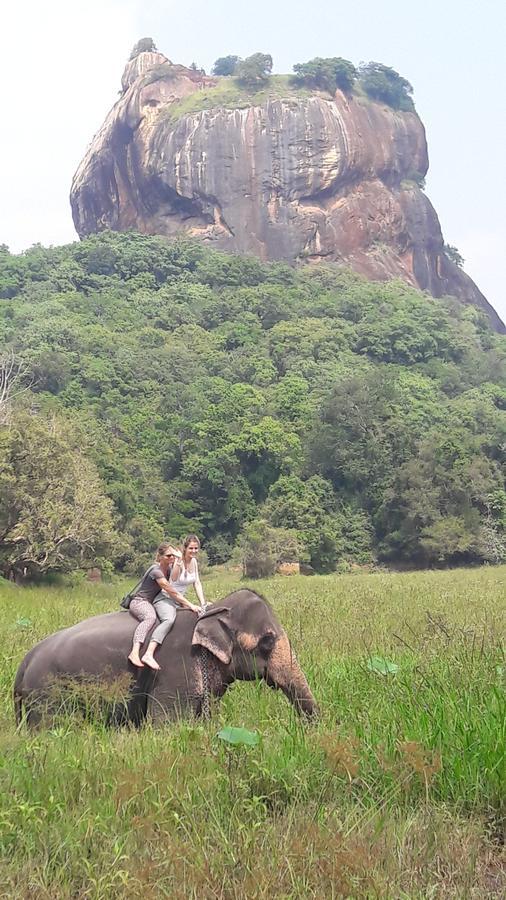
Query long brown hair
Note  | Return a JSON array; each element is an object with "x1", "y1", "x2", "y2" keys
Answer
[
  {"x1": 182, "y1": 534, "x2": 200, "y2": 568},
  {"x1": 182, "y1": 534, "x2": 200, "y2": 552}
]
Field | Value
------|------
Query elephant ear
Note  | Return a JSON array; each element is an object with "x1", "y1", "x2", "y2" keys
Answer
[{"x1": 192, "y1": 607, "x2": 233, "y2": 664}]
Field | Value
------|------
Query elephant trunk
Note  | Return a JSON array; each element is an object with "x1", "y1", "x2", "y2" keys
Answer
[{"x1": 266, "y1": 633, "x2": 318, "y2": 719}]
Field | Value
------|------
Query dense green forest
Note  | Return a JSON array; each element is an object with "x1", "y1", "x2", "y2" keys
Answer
[{"x1": 1, "y1": 232, "x2": 505, "y2": 578}]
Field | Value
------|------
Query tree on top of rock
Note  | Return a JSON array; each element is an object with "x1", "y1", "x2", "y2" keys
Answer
[
  {"x1": 443, "y1": 244, "x2": 465, "y2": 268},
  {"x1": 236, "y1": 53, "x2": 273, "y2": 88},
  {"x1": 212, "y1": 55, "x2": 242, "y2": 76},
  {"x1": 292, "y1": 57, "x2": 357, "y2": 94},
  {"x1": 190, "y1": 62, "x2": 206, "y2": 75},
  {"x1": 129, "y1": 37, "x2": 157, "y2": 60},
  {"x1": 358, "y1": 62, "x2": 415, "y2": 111}
]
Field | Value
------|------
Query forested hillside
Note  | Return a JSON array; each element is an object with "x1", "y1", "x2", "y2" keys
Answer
[{"x1": 1, "y1": 232, "x2": 505, "y2": 578}]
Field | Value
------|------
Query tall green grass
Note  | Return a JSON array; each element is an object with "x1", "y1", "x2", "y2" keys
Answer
[{"x1": 0, "y1": 567, "x2": 504, "y2": 898}]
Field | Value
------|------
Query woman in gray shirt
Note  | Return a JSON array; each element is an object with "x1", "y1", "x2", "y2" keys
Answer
[{"x1": 128, "y1": 542, "x2": 199, "y2": 670}]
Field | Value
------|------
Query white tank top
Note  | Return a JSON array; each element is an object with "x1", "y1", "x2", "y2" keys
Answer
[{"x1": 170, "y1": 561, "x2": 197, "y2": 596}]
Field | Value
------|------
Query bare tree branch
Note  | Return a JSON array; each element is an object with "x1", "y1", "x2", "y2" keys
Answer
[{"x1": 0, "y1": 351, "x2": 31, "y2": 425}]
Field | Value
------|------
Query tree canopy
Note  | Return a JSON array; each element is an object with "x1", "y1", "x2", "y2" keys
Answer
[
  {"x1": 0, "y1": 411, "x2": 118, "y2": 579},
  {"x1": 0, "y1": 232, "x2": 504, "y2": 577},
  {"x1": 236, "y1": 53, "x2": 273, "y2": 88},
  {"x1": 358, "y1": 62, "x2": 415, "y2": 111},
  {"x1": 292, "y1": 57, "x2": 357, "y2": 93},
  {"x1": 443, "y1": 244, "x2": 465, "y2": 268},
  {"x1": 129, "y1": 38, "x2": 157, "y2": 60},
  {"x1": 212, "y1": 55, "x2": 241, "y2": 76}
]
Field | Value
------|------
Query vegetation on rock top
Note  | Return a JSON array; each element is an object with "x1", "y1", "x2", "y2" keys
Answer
[
  {"x1": 129, "y1": 37, "x2": 157, "y2": 60},
  {"x1": 160, "y1": 74, "x2": 313, "y2": 124},
  {"x1": 151, "y1": 45, "x2": 417, "y2": 124}
]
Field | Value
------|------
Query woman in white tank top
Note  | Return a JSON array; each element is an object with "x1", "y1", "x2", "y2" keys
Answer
[{"x1": 170, "y1": 534, "x2": 207, "y2": 609}]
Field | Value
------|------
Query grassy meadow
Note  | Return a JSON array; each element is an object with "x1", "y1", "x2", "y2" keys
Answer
[{"x1": 0, "y1": 567, "x2": 504, "y2": 898}]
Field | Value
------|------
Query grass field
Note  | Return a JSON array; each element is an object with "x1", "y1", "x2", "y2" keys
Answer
[{"x1": 0, "y1": 567, "x2": 504, "y2": 898}]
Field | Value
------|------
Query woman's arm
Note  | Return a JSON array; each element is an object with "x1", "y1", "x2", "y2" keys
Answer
[
  {"x1": 192, "y1": 561, "x2": 206, "y2": 608},
  {"x1": 156, "y1": 576, "x2": 199, "y2": 612},
  {"x1": 170, "y1": 559, "x2": 183, "y2": 583}
]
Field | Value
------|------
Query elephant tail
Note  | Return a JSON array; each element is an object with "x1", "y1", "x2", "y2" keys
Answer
[
  {"x1": 13, "y1": 658, "x2": 27, "y2": 727},
  {"x1": 14, "y1": 689, "x2": 23, "y2": 727}
]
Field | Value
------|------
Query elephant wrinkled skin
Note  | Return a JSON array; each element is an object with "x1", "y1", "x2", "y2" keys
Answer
[{"x1": 14, "y1": 590, "x2": 317, "y2": 726}]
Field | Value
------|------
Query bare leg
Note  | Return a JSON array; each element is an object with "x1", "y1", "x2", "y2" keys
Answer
[
  {"x1": 128, "y1": 642, "x2": 144, "y2": 667},
  {"x1": 141, "y1": 640, "x2": 160, "y2": 670}
]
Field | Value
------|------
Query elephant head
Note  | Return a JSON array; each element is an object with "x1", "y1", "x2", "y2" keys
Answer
[{"x1": 191, "y1": 589, "x2": 318, "y2": 718}]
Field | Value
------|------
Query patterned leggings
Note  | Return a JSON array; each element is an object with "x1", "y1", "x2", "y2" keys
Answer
[{"x1": 129, "y1": 598, "x2": 157, "y2": 645}]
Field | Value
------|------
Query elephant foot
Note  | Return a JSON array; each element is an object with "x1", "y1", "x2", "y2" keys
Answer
[
  {"x1": 128, "y1": 652, "x2": 144, "y2": 668},
  {"x1": 141, "y1": 653, "x2": 161, "y2": 671}
]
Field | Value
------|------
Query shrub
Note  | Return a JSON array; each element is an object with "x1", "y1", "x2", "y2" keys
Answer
[
  {"x1": 337, "y1": 507, "x2": 375, "y2": 564},
  {"x1": 403, "y1": 170, "x2": 426, "y2": 189},
  {"x1": 239, "y1": 519, "x2": 300, "y2": 578},
  {"x1": 308, "y1": 527, "x2": 338, "y2": 574},
  {"x1": 443, "y1": 244, "x2": 465, "y2": 268},
  {"x1": 205, "y1": 535, "x2": 233, "y2": 566}
]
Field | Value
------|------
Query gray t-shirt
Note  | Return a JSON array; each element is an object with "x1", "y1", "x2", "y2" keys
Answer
[{"x1": 133, "y1": 564, "x2": 166, "y2": 603}]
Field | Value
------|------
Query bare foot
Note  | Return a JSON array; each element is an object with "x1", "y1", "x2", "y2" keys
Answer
[
  {"x1": 128, "y1": 652, "x2": 144, "y2": 667},
  {"x1": 141, "y1": 653, "x2": 161, "y2": 671}
]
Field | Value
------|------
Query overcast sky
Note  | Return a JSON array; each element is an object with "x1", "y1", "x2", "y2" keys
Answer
[{"x1": 1, "y1": 0, "x2": 505, "y2": 321}]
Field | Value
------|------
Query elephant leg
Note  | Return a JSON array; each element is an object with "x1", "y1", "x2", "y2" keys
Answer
[{"x1": 145, "y1": 658, "x2": 204, "y2": 723}]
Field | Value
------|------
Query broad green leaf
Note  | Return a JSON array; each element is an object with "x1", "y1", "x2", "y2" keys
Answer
[
  {"x1": 15, "y1": 617, "x2": 33, "y2": 629},
  {"x1": 367, "y1": 655, "x2": 399, "y2": 676},
  {"x1": 217, "y1": 726, "x2": 260, "y2": 747}
]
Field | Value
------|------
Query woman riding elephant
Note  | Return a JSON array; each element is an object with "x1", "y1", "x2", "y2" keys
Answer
[
  {"x1": 169, "y1": 534, "x2": 207, "y2": 609},
  {"x1": 128, "y1": 541, "x2": 200, "y2": 670},
  {"x1": 14, "y1": 589, "x2": 318, "y2": 727}
]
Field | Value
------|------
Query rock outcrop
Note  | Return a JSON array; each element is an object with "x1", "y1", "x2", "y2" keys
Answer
[{"x1": 71, "y1": 52, "x2": 504, "y2": 332}]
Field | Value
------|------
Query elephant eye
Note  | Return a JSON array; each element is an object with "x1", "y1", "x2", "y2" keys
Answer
[{"x1": 258, "y1": 631, "x2": 276, "y2": 655}]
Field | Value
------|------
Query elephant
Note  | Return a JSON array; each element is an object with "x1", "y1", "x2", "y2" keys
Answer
[{"x1": 14, "y1": 589, "x2": 318, "y2": 727}]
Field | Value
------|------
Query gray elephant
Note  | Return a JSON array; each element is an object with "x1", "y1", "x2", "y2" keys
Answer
[{"x1": 14, "y1": 589, "x2": 317, "y2": 726}]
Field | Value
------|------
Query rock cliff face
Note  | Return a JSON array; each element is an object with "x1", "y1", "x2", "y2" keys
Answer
[{"x1": 71, "y1": 52, "x2": 504, "y2": 332}]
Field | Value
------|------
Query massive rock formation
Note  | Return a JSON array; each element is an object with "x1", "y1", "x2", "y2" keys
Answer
[{"x1": 71, "y1": 51, "x2": 504, "y2": 332}]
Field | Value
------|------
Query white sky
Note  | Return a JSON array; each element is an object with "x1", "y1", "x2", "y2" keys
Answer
[{"x1": 1, "y1": 0, "x2": 505, "y2": 322}]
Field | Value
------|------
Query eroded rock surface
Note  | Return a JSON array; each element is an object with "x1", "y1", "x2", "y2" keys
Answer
[{"x1": 71, "y1": 52, "x2": 504, "y2": 331}]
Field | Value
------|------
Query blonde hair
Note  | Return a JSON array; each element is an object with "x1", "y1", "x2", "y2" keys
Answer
[{"x1": 156, "y1": 541, "x2": 177, "y2": 561}]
